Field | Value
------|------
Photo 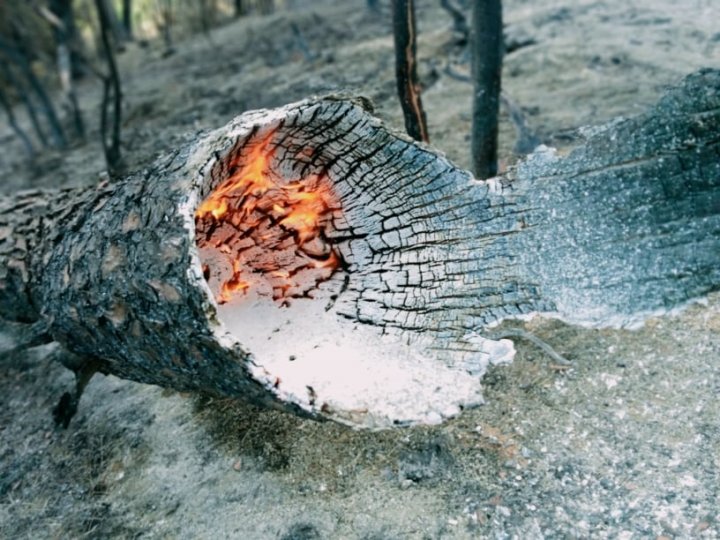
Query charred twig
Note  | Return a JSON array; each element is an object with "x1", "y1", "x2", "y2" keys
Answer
[
  {"x1": 440, "y1": 0, "x2": 469, "y2": 44},
  {"x1": 500, "y1": 93, "x2": 540, "y2": 155},
  {"x1": 52, "y1": 351, "x2": 102, "y2": 428},
  {"x1": 486, "y1": 328, "x2": 572, "y2": 366},
  {"x1": 392, "y1": 0, "x2": 429, "y2": 142}
]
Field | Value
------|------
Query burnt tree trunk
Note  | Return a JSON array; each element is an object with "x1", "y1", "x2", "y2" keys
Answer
[
  {"x1": 391, "y1": 0, "x2": 429, "y2": 142},
  {"x1": 1, "y1": 69, "x2": 718, "y2": 429},
  {"x1": 95, "y1": 0, "x2": 123, "y2": 173},
  {"x1": 470, "y1": 0, "x2": 503, "y2": 178}
]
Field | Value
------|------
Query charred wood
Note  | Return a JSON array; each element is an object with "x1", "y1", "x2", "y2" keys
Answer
[{"x1": 1, "y1": 70, "x2": 718, "y2": 429}]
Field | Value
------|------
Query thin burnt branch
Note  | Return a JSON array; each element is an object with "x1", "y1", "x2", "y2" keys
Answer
[
  {"x1": 392, "y1": 0, "x2": 429, "y2": 142},
  {"x1": 0, "y1": 32, "x2": 67, "y2": 149},
  {"x1": 0, "y1": 83, "x2": 35, "y2": 156},
  {"x1": 440, "y1": 0, "x2": 469, "y2": 44}
]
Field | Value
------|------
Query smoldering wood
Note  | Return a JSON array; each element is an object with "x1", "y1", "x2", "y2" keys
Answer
[
  {"x1": 470, "y1": 0, "x2": 503, "y2": 178},
  {"x1": 391, "y1": 0, "x2": 429, "y2": 142},
  {"x1": 1, "y1": 69, "x2": 718, "y2": 428}
]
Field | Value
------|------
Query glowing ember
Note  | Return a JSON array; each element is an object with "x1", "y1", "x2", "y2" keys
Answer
[{"x1": 195, "y1": 135, "x2": 343, "y2": 305}]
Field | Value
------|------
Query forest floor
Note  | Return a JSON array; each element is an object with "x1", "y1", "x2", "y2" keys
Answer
[{"x1": 1, "y1": 0, "x2": 719, "y2": 538}]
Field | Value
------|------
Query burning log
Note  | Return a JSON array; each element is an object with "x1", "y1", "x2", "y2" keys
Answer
[{"x1": 1, "y1": 69, "x2": 719, "y2": 429}]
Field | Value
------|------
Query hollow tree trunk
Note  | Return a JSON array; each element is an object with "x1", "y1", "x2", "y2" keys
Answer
[{"x1": 1, "y1": 69, "x2": 718, "y2": 429}]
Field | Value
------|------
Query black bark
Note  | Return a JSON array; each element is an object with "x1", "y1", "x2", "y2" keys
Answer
[
  {"x1": 391, "y1": 0, "x2": 429, "y2": 142},
  {"x1": 470, "y1": 0, "x2": 503, "y2": 178},
  {"x1": 1, "y1": 69, "x2": 718, "y2": 428}
]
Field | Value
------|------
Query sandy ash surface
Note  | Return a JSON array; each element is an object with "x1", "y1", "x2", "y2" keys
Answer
[{"x1": 1, "y1": 0, "x2": 719, "y2": 538}]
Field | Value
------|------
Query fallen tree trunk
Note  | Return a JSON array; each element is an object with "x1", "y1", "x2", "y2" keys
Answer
[{"x1": 1, "y1": 69, "x2": 718, "y2": 429}]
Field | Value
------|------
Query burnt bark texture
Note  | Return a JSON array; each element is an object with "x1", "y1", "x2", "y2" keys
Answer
[
  {"x1": 1, "y1": 69, "x2": 718, "y2": 425},
  {"x1": 391, "y1": 0, "x2": 429, "y2": 142},
  {"x1": 470, "y1": 0, "x2": 503, "y2": 178}
]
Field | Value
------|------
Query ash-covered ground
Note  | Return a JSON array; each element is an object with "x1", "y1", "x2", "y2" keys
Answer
[{"x1": 1, "y1": 0, "x2": 718, "y2": 537}]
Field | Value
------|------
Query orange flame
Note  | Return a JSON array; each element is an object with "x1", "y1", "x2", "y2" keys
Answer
[{"x1": 195, "y1": 134, "x2": 342, "y2": 305}]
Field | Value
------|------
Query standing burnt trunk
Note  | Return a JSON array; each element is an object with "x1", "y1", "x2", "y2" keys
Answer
[
  {"x1": 391, "y1": 0, "x2": 429, "y2": 142},
  {"x1": 470, "y1": 0, "x2": 503, "y2": 178},
  {"x1": 95, "y1": 0, "x2": 123, "y2": 173},
  {"x1": 1, "y1": 70, "x2": 718, "y2": 429}
]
